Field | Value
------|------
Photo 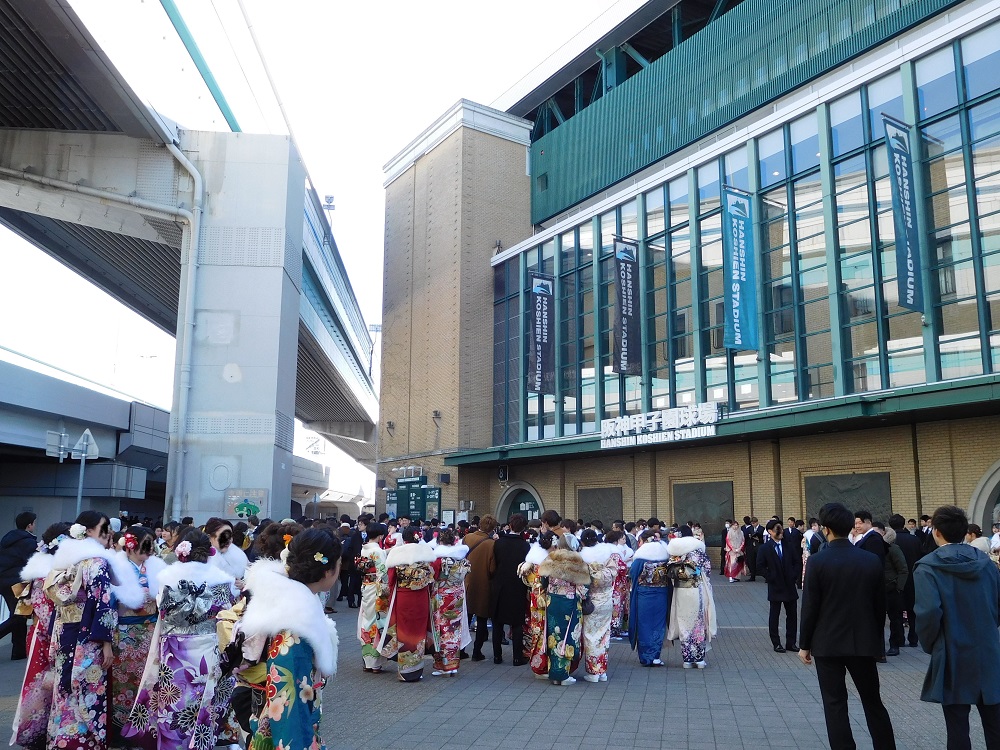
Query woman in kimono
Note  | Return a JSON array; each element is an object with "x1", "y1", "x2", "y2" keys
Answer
[
  {"x1": 665, "y1": 535, "x2": 717, "y2": 668},
  {"x1": 356, "y1": 523, "x2": 390, "y2": 673},
  {"x1": 11, "y1": 522, "x2": 69, "y2": 750},
  {"x1": 579, "y1": 530, "x2": 620, "y2": 682},
  {"x1": 604, "y1": 530, "x2": 633, "y2": 640},
  {"x1": 538, "y1": 547, "x2": 590, "y2": 686},
  {"x1": 205, "y1": 517, "x2": 248, "y2": 595},
  {"x1": 724, "y1": 520, "x2": 746, "y2": 583},
  {"x1": 45, "y1": 511, "x2": 141, "y2": 750},
  {"x1": 241, "y1": 529, "x2": 341, "y2": 750},
  {"x1": 517, "y1": 533, "x2": 552, "y2": 679},
  {"x1": 429, "y1": 528, "x2": 472, "y2": 676},
  {"x1": 110, "y1": 526, "x2": 165, "y2": 746},
  {"x1": 122, "y1": 529, "x2": 237, "y2": 750},
  {"x1": 378, "y1": 527, "x2": 436, "y2": 682},
  {"x1": 628, "y1": 531, "x2": 672, "y2": 667}
]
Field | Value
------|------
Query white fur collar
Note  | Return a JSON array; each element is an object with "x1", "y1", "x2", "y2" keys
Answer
[
  {"x1": 156, "y1": 560, "x2": 234, "y2": 591},
  {"x1": 111, "y1": 550, "x2": 169, "y2": 604},
  {"x1": 50, "y1": 537, "x2": 144, "y2": 605},
  {"x1": 241, "y1": 560, "x2": 339, "y2": 677},
  {"x1": 632, "y1": 540, "x2": 669, "y2": 562},
  {"x1": 615, "y1": 544, "x2": 634, "y2": 561},
  {"x1": 20, "y1": 551, "x2": 55, "y2": 582},
  {"x1": 666, "y1": 537, "x2": 706, "y2": 557},
  {"x1": 209, "y1": 544, "x2": 248, "y2": 579},
  {"x1": 579, "y1": 542, "x2": 618, "y2": 565},
  {"x1": 434, "y1": 543, "x2": 469, "y2": 560},
  {"x1": 360, "y1": 542, "x2": 385, "y2": 556},
  {"x1": 385, "y1": 542, "x2": 438, "y2": 568},
  {"x1": 524, "y1": 544, "x2": 549, "y2": 565}
]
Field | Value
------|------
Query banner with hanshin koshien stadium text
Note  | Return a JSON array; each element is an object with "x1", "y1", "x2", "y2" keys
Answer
[
  {"x1": 528, "y1": 274, "x2": 555, "y2": 394},
  {"x1": 613, "y1": 239, "x2": 641, "y2": 374},
  {"x1": 722, "y1": 187, "x2": 759, "y2": 351},
  {"x1": 882, "y1": 114, "x2": 924, "y2": 312}
]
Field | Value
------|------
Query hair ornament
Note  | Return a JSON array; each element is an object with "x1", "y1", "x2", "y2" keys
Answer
[
  {"x1": 283, "y1": 534, "x2": 293, "y2": 547},
  {"x1": 209, "y1": 547, "x2": 217, "y2": 556},
  {"x1": 175, "y1": 541, "x2": 192, "y2": 562},
  {"x1": 69, "y1": 523, "x2": 87, "y2": 540},
  {"x1": 313, "y1": 552, "x2": 329, "y2": 565},
  {"x1": 124, "y1": 532, "x2": 138, "y2": 551},
  {"x1": 47, "y1": 534, "x2": 68, "y2": 550}
]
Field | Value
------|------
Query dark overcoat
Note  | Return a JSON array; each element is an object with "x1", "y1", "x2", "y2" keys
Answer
[{"x1": 490, "y1": 532, "x2": 530, "y2": 625}]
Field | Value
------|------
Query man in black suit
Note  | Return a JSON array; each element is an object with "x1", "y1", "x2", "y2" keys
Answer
[
  {"x1": 784, "y1": 516, "x2": 804, "y2": 588},
  {"x1": 489, "y1": 514, "x2": 530, "y2": 664},
  {"x1": 757, "y1": 519, "x2": 799, "y2": 652},
  {"x1": 799, "y1": 503, "x2": 897, "y2": 750},
  {"x1": 745, "y1": 516, "x2": 764, "y2": 581},
  {"x1": 854, "y1": 509, "x2": 887, "y2": 565},
  {"x1": 888, "y1": 513, "x2": 923, "y2": 647}
]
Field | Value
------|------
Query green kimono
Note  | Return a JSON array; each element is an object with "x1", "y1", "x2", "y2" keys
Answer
[{"x1": 250, "y1": 630, "x2": 324, "y2": 750}]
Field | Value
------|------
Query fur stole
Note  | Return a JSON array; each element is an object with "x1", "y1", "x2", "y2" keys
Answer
[
  {"x1": 434, "y1": 543, "x2": 470, "y2": 560},
  {"x1": 616, "y1": 544, "x2": 634, "y2": 562},
  {"x1": 155, "y1": 560, "x2": 234, "y2": 592},
  {"x1": 20, "y1": 551, "x2": 55, "y2": 582},
  {"x1": 50, "y1": 537, "x2": 145, "y2": 606},
  {"x1": 538, "y1": 549, "x2": 590, "y2": 585},
  {"x1": 210, "y1": 543, "x2": 248, "y2": 580},
  {"x1": 524, "y1": 543, "x2": 549, "y2": 566},
  {"x1": 666, "y1": 537, "x2": 706, "y2": 557},
  {"x1": 111, "y1": 551, "x2": 169, "y2": 604},
  {"x1": 385, "y1": 542, "x2": 438, "y2": 568},
  {"x1": 632, "y1": 540, "x2": 670, "y2": 562},
  {"x1": 241, "y1": 560, "x2": 339, "y2": 677},
  {"x1": 579, "y1": 542, "x2": 618, "y2": 565},
  {"x1": 360, "y1": 542, "x2": 386, "y2": 559}
]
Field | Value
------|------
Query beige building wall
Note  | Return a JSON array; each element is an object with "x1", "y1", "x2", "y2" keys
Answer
[{"x1": 377, "y1": 103, "x2": 532, "y2": 515}]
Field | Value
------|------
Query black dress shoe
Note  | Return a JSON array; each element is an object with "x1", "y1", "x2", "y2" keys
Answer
[
  {"x1": 886, "y1": 647, "x2": 900, "y2": 656},
  {"x1": 501, "y1": 638, "x2": 510, "y2": 645},
  {"x1": 907, "y1": 641, "x2": 919, "y2": 648},
  {"x1": 512, "y1": 658, "x2": 528, "y2": 666},
  {"x1": 493, "y1": 656, "x2": 503, "y2": 664},
  {"x1": 876, "y1": 656, "x2": 888, "y2": 663},
  {"x1": 471, "y1": 652, "x2": 485, "y2": 662},
  {"x1": 459, "y1": 650, "x2": 470, "y2": 660},
  {"x1": 786, "y1": 643, "x2": 799, "y2": 652},
  {"x1": 773, "y1": 645, "x2": 786, "y2": 653}
]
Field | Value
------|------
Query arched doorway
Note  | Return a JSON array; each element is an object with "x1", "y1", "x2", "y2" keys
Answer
[
  {"x1": 968, "y1": 459, "x2": 1000, "y2": 530},
  {"x1": 497, "y1": 482, "x2": 544, "y2": 522}
]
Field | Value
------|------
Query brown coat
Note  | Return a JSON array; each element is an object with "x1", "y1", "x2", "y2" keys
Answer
[{"x1": 463, "y1": 530, "x2": 496, "y2": 617}]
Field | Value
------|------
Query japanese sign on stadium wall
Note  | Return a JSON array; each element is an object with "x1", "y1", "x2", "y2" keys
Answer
[
  {"x1": 528, "y1": 274, "x2": 555, "y2": 394},
  {"x1": 721, "y1": 187, "x2": 759, "y2": 350},
  {"x1": 612, "y1": 239, "x2": 642, "y2": 375},
  {"x1": 600, "y1": 402, "x2": 722, "y2": 449},
  {"x1": 883, "y1": 115, "x2": 924, "y2": 312}
]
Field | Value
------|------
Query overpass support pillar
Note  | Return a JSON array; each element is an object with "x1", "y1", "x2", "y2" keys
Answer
[{"x1": 167, "y1": 131, "x2": 304, "y2": 524}]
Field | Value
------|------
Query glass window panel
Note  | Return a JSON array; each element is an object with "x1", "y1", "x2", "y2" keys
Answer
[
  {"x1": 973, "y1": 134, "x2": 1000, "y2": 191},
  {"x1": 791, "y1": 113, "x2": 821, "y2": 173},
  {"x1": 836, "y1": 184, "x2": 870, "y2": 221},
  {"x1": 698, "y1": 161, "x2": 721, "y2": 214},
  {"x1": 872, "y1": 144, "x2": 889, "y2": 180},
  {"x1": 935, "y1": 259, "x2": 977, "y2": 300},
  {"x1": 673, "y1": 281, "x2": 693, "y2": 310},
  {"x1": 765, "y1": 247, "x2": 792, "y2": 282},
  {"x1": 650, "y1": 371, "x2": 670, "y2": 409},
  {"x1": 963, "y1": 21, "x2": 1000, "y2": 101},
  {"x1": 769, "y1": 340, "x2": 797, "y2": 403},
  {"x1": 798, "y1": 233, "x2": 826, "y2": 271},
  {"x1": 700, "y1": 215, "x2": 723, "y2": 270},
  {"x1": 835, "y1": 154, "x2": 867, "y2": 192},
  {"x1": 541, "y1": 240, "x2": 555, "y2": 276},
  {"x1": 806, "y1": 364, "x2": 835, "y2": 399},
  {"x1": 672, "y1": 230, "x2": 691, "y2": 283},
  {"x1": 971, "y1": 98, "x2": 1000, "y2": 142},
  {"x1": 983, "y1": 248, "x2": 1000, "y2": 293},
  {"x1": 578, "y1": 223, "x2": 594, "y2": 266},
  {"x1": 934, "y1": 224, "x2": 975, "y2": 266},
  {"x1": 888, "y1": 345, "x2": 926, "y2": 387},
  {"x1": 887, "y1": 310, "x2": 923, "y2": 347},
  {"x1": 600, "y1": 211, "x2": 616, "y2": 255},
  {"x1": 915, "y1": 46, "x2": 958, "y2": 120},
  {"x1": 675, "y1": 353, "x2": 695, "y2": 395},
  {"x1": 669, "y1": 176, "x2": 690, "y2": 227},
  {"x1": 929, "y1": 185, "x2": 970, "y2": 229},
  {"x1": 939, "y1": 298, "x2": 981, "y2": 337},
  {"x1": 526, "y1": 247, "x2": 540, "y2": 275},
  {"x1": 922, "y1": 115, "x2": 963, "y2": 159},
  {"x1": 494, "y1": 264, "x2": 507, "y2": 299},
  {"x1": 846, "y1": 320, "x2": 879, "y2": 358},
  {"x1": 724, "y1": 146, "x2": 750, "y2": 192},
  {"x1": 831, "y1": 91, "x2": 865, "y2": 156},
  {"x1": 759, "y1": 129, "x2": 787, "y2": 187},
  {"x1": 560, "y1": 230, "x2": 577, "y2": 271},
  {"x1": 839, "y1": 218, "x2": 872, "y2": 255},
  {"x1": 874, "y1": 179, "x2": 893, "y2": 214},
  {"x1": 868, "y1": 72, "x2": 905, "y2": 138},
  {"x1": 842, "y1": 252, "x2": 876, "y2": 287},
  {"x1": 849, "y1": 357, "x2": 882, "y2": 393},
  {"x1": 621, "y1": 199, "x2": 638, "y2": 242},
  {"x1": 794, "y1": 172, "x2": 823, "y2": 209},
  {"x1": 645, "y1": 186, "x2": 666, "y2": 238},
  {"x1": 940, "y1": 331, "x2": 983, "y2": 379},
  {"x1": 876, "y1": 210, "x2": 896, "y2": 246},
  {"x1": 804, "y1": 330, "x2": 833, "y2": 366},
  {"x1": 765, "y1": 216, "x2": 790, "y2": 250},
  {"x1": 803, "y1": 298, "x2": 831, "y2": 335},
  {"x1": 702, "y1": 268, "x2": 725, "y2": 302},
  {"x1": 651, "y1": 313, "x2": 670, "y2": 344}
]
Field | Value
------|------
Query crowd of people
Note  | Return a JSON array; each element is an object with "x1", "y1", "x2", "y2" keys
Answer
[{"x1": 0, "y1": 500, "x2": 996, "y2": 750}]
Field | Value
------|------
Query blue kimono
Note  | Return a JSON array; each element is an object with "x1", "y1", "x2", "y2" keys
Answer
[{"x1": 628, "y1": 541, "x2": 672, "y2": 665}]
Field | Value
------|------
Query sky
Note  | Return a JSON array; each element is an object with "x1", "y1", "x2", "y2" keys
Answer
[{"x1": 0, "y1": 0, "x2": 629, "y2": 496}]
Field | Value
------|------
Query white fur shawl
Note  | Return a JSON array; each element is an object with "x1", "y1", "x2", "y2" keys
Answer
[
  {"x1": 385, "y1": 542, "x2": 438, "y2": 568},
  {"x1": 666, "y1": 537, "x2": 706, "y2": 557},
  {"x1": 50, "y1": 537, "x2": 146, "y2": 608},
  {"x1": 632, "y1": 540, "x2": 670, "y2": 562},
  {"x1": 241, "y1": 560, "x2": 339, "y2": 677},
  {"x1": 579, "y1": 542, "x2": 618, "y2": 565},
  {"x1": 359, "y1": 542, "x2": 386, "y2": 559},
  {"x1": 616, "y1": 544, "x2": 634, "y2": 561},
  {"x1": 524, "y1": 543, "x2": 549, "y2": 566},
  {"x1": 155, "y1": 560, "x2": 234, "y2": 593},
  {"x1": 111, "y1": 550, "x2": 169, "y2": 604},
  {"x1": 20, "y1": 551, "x2": 55, "y2": 582},
  {"x1": 434, "y1": 543, "x2": 469, "y2": 560},
  {"x1": 209, "y1": 543, "x2": 248, "y2": 580}
]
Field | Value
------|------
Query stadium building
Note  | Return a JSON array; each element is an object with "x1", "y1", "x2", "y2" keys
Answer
[{"x1": 377, "y1": 0, "x2": 1000, "y2": 547}]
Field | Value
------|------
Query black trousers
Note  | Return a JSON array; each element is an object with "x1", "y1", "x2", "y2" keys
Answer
[
  {"x1": 943, "y1": 701, "x2": 1000, "y2": 750},
  {"x1": 493, "y1": 622, "x2": 523, "y2": 660},
  {"x1": 814, "y1": 655, "x2": 897, "y2": 750},
  {"x1": 473, "y1": 618, "x2": 490, "y2": 654},
  {"x1": 885, "y1": 588, "x2": 904, "y2": 648},
  {"x1": 747, "y1": 544, "x2": 759, "y2": 579},
  {"x1": 768, "y1": 600, "x2": 797, "y2": 647},
  {"x1": 0, "y1": 588, "x2": 27, "y2": 659}
]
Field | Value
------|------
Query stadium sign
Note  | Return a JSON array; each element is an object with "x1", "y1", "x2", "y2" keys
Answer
[{"x1": 600, "y1": 402, "x2": 722, "y2": 449}]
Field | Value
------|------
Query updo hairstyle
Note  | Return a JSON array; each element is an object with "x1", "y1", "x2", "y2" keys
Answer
[
  {"x1": 437, "y1": 528, "x2": 456, "y2": 546},
  {"x1": 177, "y1": 528, "x2": 213, "y2": 563},
  {"x1": 43, "y1": 522, "x2": 72, "y2": 553},
  {"x1": 580, "y1": 529, "x2": 599, "y2": 547},
  {"x1": 401, "y1": 526, "x2": 421, "y2": 544},
  {"x1": 76, "y1": 510, "x2": 110, "y2": 536},
  {"x1": 285, "y1": 528, "x2": 342, "y2": 585},
  {"x1": 254, "y1": 521, "x2": 303, "y2": 560}
]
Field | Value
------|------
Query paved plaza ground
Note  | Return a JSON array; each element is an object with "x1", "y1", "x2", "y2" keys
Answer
[{"x1": 0, "y1": 573, "x2": 986, "y2": 749}]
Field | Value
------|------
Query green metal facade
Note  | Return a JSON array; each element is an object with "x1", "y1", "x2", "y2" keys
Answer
[{"x1": 530, "y1": 0, "x2": 962, "y2": 225}]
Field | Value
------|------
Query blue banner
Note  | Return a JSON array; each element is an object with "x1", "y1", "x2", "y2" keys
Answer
[
  {"x1": 612, "y1": 240, "x2": 642, "y2": 375},
  {"x1": 528, "y1": 274, "x2": 555, "y2": 394},
  {"x1": 883, "y1": 115, "x2": 924, "y2": 312},
  {"x1": 722, "y1": 187, "x2": 759, "y2": 351}
]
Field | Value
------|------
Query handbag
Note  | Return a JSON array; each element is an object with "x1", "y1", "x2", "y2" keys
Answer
[
  {"x1": 12, "y1": 581, "x2": 32, "y2": 617},
  {"x1": 581, "y1": 592, "x2": 595, "y2": 616}
]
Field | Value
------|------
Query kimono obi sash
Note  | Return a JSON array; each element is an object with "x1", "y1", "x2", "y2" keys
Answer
[
  {"x1": 637, "y1": 561, "x2": 670, "y2": 587},
  {"x1": 546, "y1": 578, "x2": 579, "y2": 598},
  {"x1": 119, "y1": 613, "x2": 158, "y2": 625},
  {"x1": 55, "y1": 601, "x2": 84, "y2": 623},
  {"x1": 435, "y1": 557, "x2": 471, "y2": 586},
  {"x1": 672, "y1": 577, "x2": 701, "y2": 589},
  {"x1": 357, "y1": 554, "x2": 383, "y2": 585},
  {"x1": 395, "y1": 563, "x2": 434, "y2": 590}
]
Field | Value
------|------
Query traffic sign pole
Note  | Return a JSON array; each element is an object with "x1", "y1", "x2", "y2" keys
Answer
[{"x1": 75, "y1": 432, "x2": 89, "y2": 517}]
